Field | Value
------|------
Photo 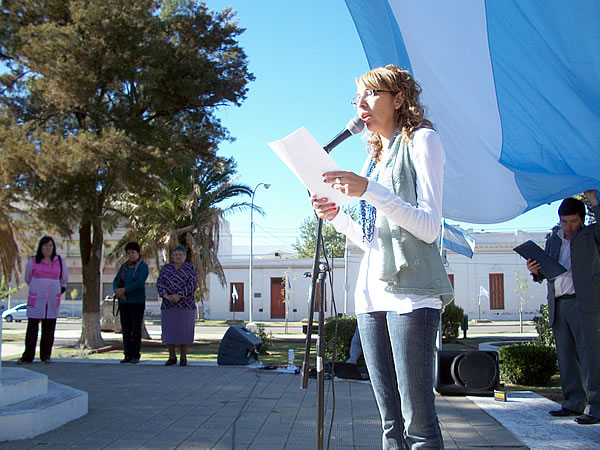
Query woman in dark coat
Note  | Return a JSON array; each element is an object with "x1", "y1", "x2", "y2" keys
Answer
[{"x1": 113, "y1": 241, "x2": 149, "y2": 364}]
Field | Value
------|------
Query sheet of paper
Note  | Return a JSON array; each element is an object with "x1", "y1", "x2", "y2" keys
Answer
[{"x1": 268, "y1": 127, "x2": 353, "y2": 205}]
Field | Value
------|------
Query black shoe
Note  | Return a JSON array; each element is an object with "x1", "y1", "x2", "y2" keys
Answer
[
  {"x1": 130, "y1": 357, "x2": 140, "y2": 364},
  {"x1": 549, "y1": 407, "x2": 582, "y2": 417},
  {"x1": 40, "y1": 358, "x2": 52, "y2": 364},
  {"x1": 120, "y1": 357, "x2": 132, "y2": 364},
  {"x1": 575, "y1": 414, "x2": 600, "y2": 425},
  {"x1": 180, "y1": 357, "x2": 187, "y2": 366},
  {"x1": 16, "y1": 358, "x2": 32, "y2": 365},
  {"x1": 165, "y1": 357, "x2": 177, "y2": 366}
]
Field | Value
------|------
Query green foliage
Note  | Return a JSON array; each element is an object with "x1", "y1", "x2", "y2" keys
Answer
[
  {"x1": 533, "y1": 304, "x2": 556, "y2": 347},
  {"x1": 255, "y1": 324, "x2": 273, "y2": 354},
  {"x1": 499, "y1": 343, "x2": 557, "y2": 386},
  {"x1": 442, "y1": 301, "x2": 464, "y2": 342},
  {"x1": 513, "y1": 268, "x2": 532, "y2": 309},
  {"x1": 293, "y1": 206, "x2": 358, "y2": 258},
  {"x1": 110, "y1": 162, "x2": 253, "y2": 300},
  {"x1": 0, "y1": 0, "x2": 253, "y2": 346},
  {"x1": 0, "y1": 279, "x2": 23, "y2": 300},
  {"x1": 323, "y1": 315, "x2": 357, "y2": 362}
]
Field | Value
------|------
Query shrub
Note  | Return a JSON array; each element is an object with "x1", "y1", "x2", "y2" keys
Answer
[
  {"x1": 442, "y1": 301, "x2": 464, "y2": 342},
  {"x1": 533, "y1": 304, "x2": 556, "y2": 347},
  {"x1": 323, "y1": 315, "x2": 357, "y2": 362},
  {"x1": 498, "y1": 342, "x2": 557, "y2": 386},
  {"x1": 255, "y1": 324, "x2": 273, "y2": 354}
]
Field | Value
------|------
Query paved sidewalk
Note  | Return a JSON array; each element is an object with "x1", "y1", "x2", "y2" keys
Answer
[
  {"x1": 3, "y1": 321, "x2": 600, "y2": 448},
  {"x1": 1, "y1": 359, "x2": 526, "y2": 449}
]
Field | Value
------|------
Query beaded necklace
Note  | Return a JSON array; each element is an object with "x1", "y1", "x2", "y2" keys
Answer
[
  {"x1": 359, "y1": 130, "x2": 401, "y2": 243},
  {"x1": 360, "y1": 157, "x2": 378, "y2": 242}
]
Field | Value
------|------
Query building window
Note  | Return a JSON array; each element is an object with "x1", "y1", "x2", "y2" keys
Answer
[
  {"x1": 489, "y1": 273, "x2": 504, "y2": 310},
  {"x1": 230, "y1": 282, "x2": 244, "y2": 312},
  {"x1": 448, "y1": 274, "x2": 455, "y2": 288}
]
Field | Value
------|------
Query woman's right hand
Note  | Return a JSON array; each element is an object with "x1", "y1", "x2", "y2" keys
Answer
[{"x1": 311, "y1": 194, "x2": 339, "y2": 221}]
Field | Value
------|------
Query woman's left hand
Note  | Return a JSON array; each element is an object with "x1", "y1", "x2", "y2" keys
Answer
[
  {"x1": 115, "y1": 288, "x2": 126, "y2": 297},
  {"x1": 323, "y1": 171, "x2": 368, "y2": 197}
]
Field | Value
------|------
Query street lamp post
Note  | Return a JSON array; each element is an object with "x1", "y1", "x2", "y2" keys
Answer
[{"x1": 248, "y1": 182, "x2": 270, "y2": 331}]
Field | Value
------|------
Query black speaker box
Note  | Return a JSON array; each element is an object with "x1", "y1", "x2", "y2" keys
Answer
[
  {"x1": 217, "y1": 326, "x2": 263, "y2": 365},
  {"x1": 435, "y1": 350, "x2": 499, "y2": 395},
  {"x1": 329, "y1": 362, "x2": 369, "y2": 380}
]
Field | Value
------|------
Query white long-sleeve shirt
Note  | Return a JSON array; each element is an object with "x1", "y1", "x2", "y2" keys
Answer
[{"x1": 330, "y1": 128, "x2": 445, "y2": 314}]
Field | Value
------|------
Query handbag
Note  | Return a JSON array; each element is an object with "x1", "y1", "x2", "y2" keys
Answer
[{"x1": 112, "y1": 278, "x2": 123, "y2": 317}]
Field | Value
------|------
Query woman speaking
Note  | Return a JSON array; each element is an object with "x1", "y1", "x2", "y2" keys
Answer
[{"x1": 313, "y1": 65, "x2": 454, "y2": 448}]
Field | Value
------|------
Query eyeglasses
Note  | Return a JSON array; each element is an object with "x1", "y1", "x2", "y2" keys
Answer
[{"x1": 351, "y1": 89, "x2": 393, "y2": 107}]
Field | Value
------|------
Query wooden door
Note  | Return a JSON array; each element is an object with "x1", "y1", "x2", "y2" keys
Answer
[
  {"x1": 230, "y1": 282, "x2": 244, "y2": 312},
  {"x1": 489, "y1": 273, "x2": 505, "y2": 310},
  {"x1": 448, "y1": 273, "x2": 455, "y2": 288},
  {"x1": 270, "y1": 277, "x2": 285, "y2": 319}
]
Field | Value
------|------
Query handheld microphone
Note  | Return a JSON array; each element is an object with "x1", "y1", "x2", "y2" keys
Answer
[{"x1": 323, "y1": 117, "x2": 365, "y2": 153}]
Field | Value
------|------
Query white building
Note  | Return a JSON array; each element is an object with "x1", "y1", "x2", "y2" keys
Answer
[
  {"x1": 208, "y1": 225, "x2": 550, "y2": 322},
  {"x1": 4, "y1": 220, "x2": 550, "y2": 322},
  {"x1": 445, "y1": 229, "x2": 549, "y2": 321}
]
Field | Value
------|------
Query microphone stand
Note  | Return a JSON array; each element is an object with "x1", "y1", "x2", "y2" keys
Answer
[
  {"x1": 300, "y1": 119, "x2": 363, "y2": 450},
  {"x1": 300, "y1": 216, "x2": 328, "y2": 450}
]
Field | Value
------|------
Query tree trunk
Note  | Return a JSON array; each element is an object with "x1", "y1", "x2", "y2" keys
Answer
[
  {"x1": 519, "y1": 307, "x2": 523, "y2": 333},
  {"x1": 78, "y1": 219, "x2": 105, "y2": 348},
  {"x1": 142, "y1": 322, "x2": 151, "y2": 339}
]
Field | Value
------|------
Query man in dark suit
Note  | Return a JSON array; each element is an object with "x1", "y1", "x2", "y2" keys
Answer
[{"x1": 527, "y1": 190, "x2": 600, "y2": 425}]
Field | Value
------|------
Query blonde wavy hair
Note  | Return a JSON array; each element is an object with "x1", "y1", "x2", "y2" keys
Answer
[{"x1": 357, "y1": 64, "x2": 433, "y2": 162}]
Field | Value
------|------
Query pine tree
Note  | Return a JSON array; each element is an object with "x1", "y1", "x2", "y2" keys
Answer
[{"x1": 0, "y1": 0, "x2": 254, "y2": 347}]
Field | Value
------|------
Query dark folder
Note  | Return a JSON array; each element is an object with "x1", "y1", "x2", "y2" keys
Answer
[{"x1": 513, "y1": 240, "x2": 567, "y2": 280}]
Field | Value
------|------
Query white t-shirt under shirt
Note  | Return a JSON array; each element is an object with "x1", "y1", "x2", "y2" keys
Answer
[{"x1": 330, "y1": 128, "x2": 445, "y2": 315}]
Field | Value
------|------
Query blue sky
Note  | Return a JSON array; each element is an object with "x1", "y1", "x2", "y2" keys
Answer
[
  {"x1": 0, "y1": 1, "x2": 562, "y2": 254},
  {"x1": 207, "y1": 1, "x2": 561, "y2": 254}
]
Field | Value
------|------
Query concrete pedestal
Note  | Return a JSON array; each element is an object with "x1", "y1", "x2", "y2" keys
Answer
[{"x1": 0, "y1": 367, "x2": 88, "y2": 442}]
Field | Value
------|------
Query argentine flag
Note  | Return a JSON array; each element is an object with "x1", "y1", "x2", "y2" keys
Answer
[
  {"x1": 345, "y1": 0, "x2": 600, "y2": 224},
  {"x1": 442, "y1": 221, "x2": 476, "y2": 258}
]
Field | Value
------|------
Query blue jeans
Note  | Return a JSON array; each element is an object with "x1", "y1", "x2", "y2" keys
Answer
[{"x1": 358, "y1": 309, "x2": 443, "y2": 449}]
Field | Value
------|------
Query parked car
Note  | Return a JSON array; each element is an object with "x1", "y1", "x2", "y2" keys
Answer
[{"x1": 2, "y1": 303, "x2": 28, "y2": 322}]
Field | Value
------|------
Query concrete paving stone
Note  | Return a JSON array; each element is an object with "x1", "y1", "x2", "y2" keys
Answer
[
  {"x1": 0, "y1": 361, "x2": 537, "y2": 449},
  {"x1": 185, "y1": 434, "x2": 226, "y2": 445},
  {"x1": 248, "y1": 444, "x2": 284, "y2": 450},
  {"x1": 185, "y1": 442, "x2": 234, "y2": 450}
]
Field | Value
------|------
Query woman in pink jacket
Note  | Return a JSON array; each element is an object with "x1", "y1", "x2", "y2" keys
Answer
[{"x1": 17, "y1": 236, "x2": 68, "y2": 364}]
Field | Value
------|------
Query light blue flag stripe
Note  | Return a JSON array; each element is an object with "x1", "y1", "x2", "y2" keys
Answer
[
  {"x1": 442, "y1": 222, "x2": 475, "y2": 259},
  {"x1": 345, "y1": 0, "x2": 600, "y2": 224},
  {"x1": 345, "y1": 0, "x2": 411, "y2": 72},
  {"x1": 486, "y1": 1, "x2": 600, "y2": 210}
]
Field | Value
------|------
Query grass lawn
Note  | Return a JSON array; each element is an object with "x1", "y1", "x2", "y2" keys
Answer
[
  {"x1": 442, "y1": 336, "x2": 536, "y2": 351},
  {"x1": 503, "y1": 374, "x2": 562, "y2": 403},
  {"x1": 192, "y1": 319, "x2": 305, "y2": 328},
  {"x1": 0, "y1": 333, "x2": 22, "y2": 342},
  {"x1": 11, "y1": 332, "x2": 562, "y2": 402},
  {"x1": 51, "y1": 339, "x2": 315, "y2": 367}
]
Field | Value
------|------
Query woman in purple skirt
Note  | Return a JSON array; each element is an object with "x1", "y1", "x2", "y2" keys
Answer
[{"x1": 157, "y1": 245, "x2": 198, "y2": 366}]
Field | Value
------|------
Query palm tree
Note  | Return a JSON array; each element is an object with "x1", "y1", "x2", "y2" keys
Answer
[{"x1": 111, "y1": 157, "x2": 256, "y2": 302}]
